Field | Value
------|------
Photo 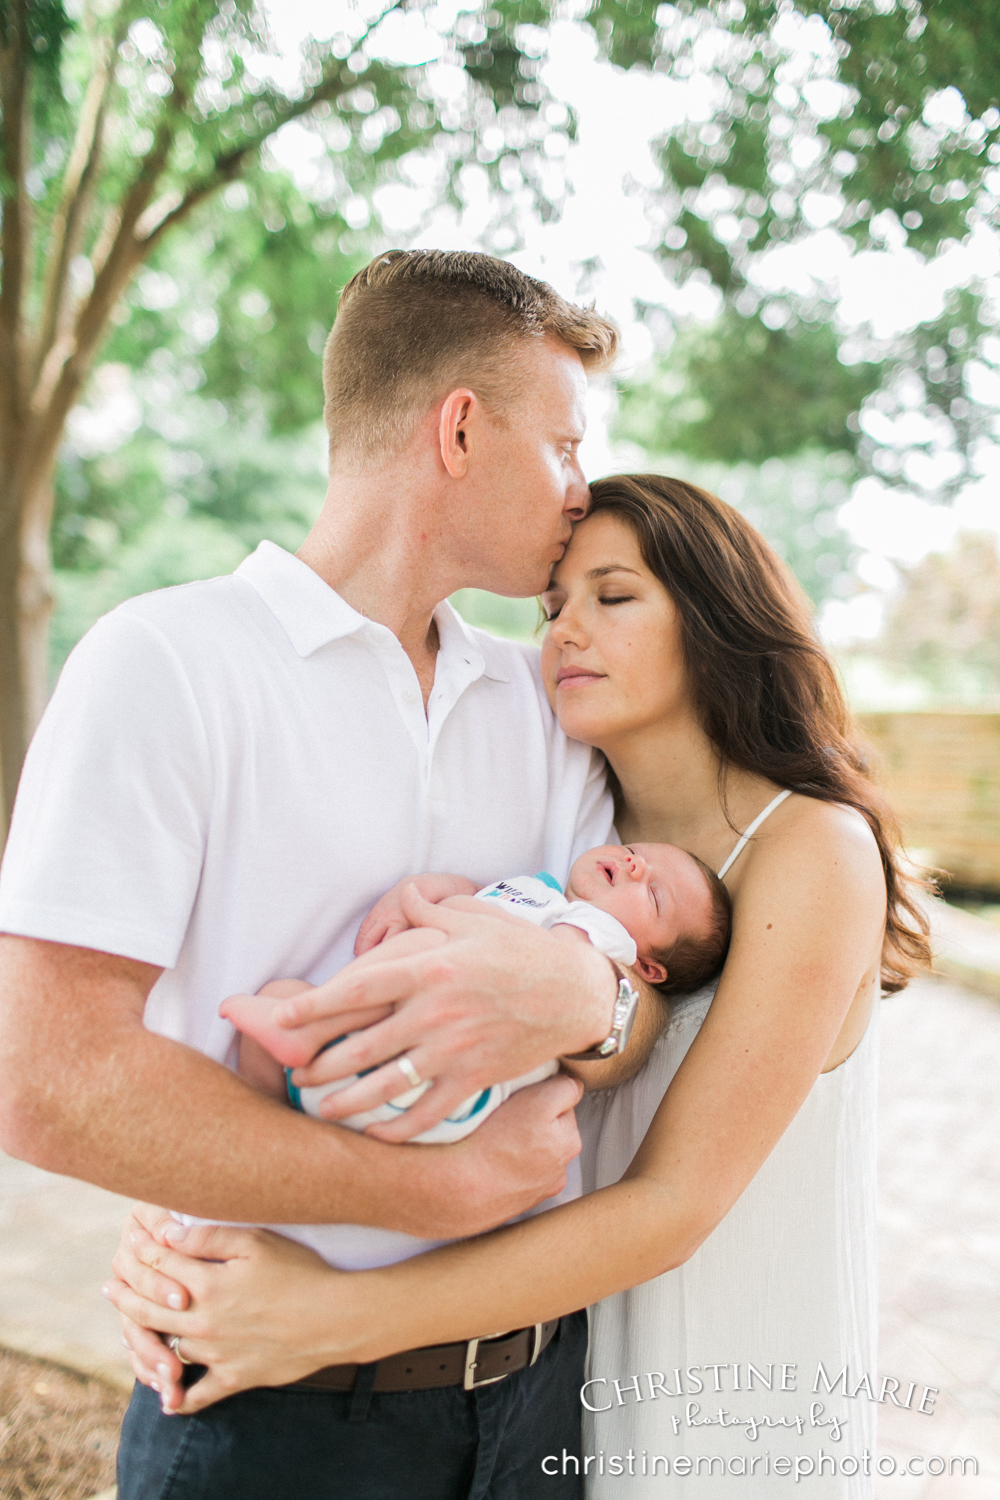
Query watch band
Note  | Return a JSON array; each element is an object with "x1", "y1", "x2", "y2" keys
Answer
[{"x1": 564, "y1": 961, "x2": 640, "y2": 1060}]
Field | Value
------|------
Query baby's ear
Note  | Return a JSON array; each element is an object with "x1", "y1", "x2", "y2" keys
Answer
[{"x1": 635, "y1": 956, "x2": 668, "y2": 986}]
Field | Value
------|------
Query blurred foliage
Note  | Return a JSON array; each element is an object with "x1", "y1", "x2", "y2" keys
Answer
[
  {"x1": 852, "y1": 287, "x2": 995, "y2": 493},
  {"x1": 613, "y1": 0, "x2": 1000, "y2": 515},
  {"x1": 627, "y1": 0, "x2": 999, "y2": 281},
  {"x1": 615, "y1": 282, "x2": 1000, "y2": 514},
  {"x1": 874, "y1": 532, "x2": 1000, "y2": 698},
  {"x1": 42, "y1": 0, "x2": 1000, "y2": 670},
  {"x1": 39, "y1": 0, "x2": 583, "y2": 673},
  {"x1": 449, "y1": 588, "x2": 542, "y2": 641},
  {"x1": 98, "y1": 167, "x2": 364, "y2": 433},
  {"x1": 616, "y1": 314, "x2": 882, "y2": 463}
]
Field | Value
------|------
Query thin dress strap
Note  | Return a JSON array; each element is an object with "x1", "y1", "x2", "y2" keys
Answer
[{"x1": 717, "y1": 788, "x2": 792, "y2": 879}]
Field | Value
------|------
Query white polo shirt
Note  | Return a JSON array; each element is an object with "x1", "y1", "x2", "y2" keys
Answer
[{"x1": 0, "y1": 541, "x2": 612, "y2": 1267}]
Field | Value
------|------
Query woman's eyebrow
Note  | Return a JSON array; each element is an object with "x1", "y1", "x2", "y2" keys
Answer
[{"x1": 586, "y1": 565, "x2": 642, "y2": 579}]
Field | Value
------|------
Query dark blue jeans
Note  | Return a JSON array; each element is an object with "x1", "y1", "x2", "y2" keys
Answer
[{"x1": 117, "y1": 1311, "x2": 587, "y2": 1500}]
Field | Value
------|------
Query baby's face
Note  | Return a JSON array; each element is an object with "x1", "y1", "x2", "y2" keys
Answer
[{"x1": 566, "y1": 843, "x2": 711, "y2": 984}]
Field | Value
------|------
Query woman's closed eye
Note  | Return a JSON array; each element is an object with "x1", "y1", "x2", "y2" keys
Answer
[{"x1": 542, "y1": 591, "x2": 635, "y2": 621}]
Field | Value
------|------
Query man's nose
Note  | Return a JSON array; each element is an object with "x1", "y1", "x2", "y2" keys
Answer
[{"x1": 564, "y1": 466, "x2": 590, "y2": 522}]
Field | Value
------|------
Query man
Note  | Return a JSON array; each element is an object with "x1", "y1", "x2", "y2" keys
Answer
[{"x1": 0, "y1": 251, "x2": 652, "y2": 1499}]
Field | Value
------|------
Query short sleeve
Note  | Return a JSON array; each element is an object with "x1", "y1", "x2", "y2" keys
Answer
[
  {"x1": 0, "y1": 608, "x2": 212, "y2": 968},
  {"x1": 557, "y1": 902, "x2": 637, "y2": 965}
]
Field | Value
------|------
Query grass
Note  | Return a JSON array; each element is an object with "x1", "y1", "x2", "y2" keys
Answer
[{"x1": 0, "y1": 1346, "x2": 127, "y2": 1500}]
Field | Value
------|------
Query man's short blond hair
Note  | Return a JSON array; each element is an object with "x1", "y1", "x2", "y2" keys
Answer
[{"x1": 322, "y1": 249, "x2": 619, "y2": 462}]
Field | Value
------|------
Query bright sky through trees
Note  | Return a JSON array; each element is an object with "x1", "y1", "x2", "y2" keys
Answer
[{"x1": 260, "y1": 0, "x2": 1000, "y2": 652}]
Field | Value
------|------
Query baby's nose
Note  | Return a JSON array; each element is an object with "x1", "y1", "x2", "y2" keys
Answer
[{"x1": 626, "y1": 851, "x2": 647, "y2": 879}]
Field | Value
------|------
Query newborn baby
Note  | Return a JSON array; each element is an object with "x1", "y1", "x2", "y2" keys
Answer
[{"x1": 223, "y1": 841, "x2": 731, "y2": 1144}]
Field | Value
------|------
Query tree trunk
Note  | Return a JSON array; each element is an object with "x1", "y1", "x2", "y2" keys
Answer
[{"x1": 0, "y1": 460, "x2": 56, "y2": 837}]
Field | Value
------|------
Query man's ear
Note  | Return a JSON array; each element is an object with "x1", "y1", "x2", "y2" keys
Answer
[
  {"x1": 438, "y1": 387, "x2": 477, "y2": 478},
  {"x1": 635, "y1": 956, "x2": 668, "y2": 986}
]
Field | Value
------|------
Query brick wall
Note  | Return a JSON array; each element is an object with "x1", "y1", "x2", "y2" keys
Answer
[{"x1": 858, "y1": 712, "x2": 1000, "y2": 891}]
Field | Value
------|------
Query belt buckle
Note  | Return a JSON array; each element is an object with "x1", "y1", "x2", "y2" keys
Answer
[
  {"x1": 463, "y1": 1325, "x2": 545, "y2": 1391},
  {"x1": 463, "y1": 1336, "x2": 507, "y2": 1391}
]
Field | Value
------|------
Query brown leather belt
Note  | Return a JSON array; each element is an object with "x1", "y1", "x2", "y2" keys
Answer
[{"x1": 286, "y1": 1320, "x2": 560, "y2": 1394}]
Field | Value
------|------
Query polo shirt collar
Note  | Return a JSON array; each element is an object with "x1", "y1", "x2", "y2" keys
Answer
[
  {"x1": 236, "y1": 541, "x2": 512, "y2": 682},
  {"x1": 433, "y1": 596, "x2": 510, "y2": 684},
  {"x1": 237, "y1": 541, "x2": 367, "y2": 656}
]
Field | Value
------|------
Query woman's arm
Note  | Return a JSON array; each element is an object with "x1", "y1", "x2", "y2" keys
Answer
[
  {"x1": 107, "y1": 799, "x2": 885, "y2": 1414},
  {"x1": 337, "y1": 803, "x2": 886, "y2": 1331}
]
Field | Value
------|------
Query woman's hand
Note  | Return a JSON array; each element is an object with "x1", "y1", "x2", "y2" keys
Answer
[
  {"x1": 107, "y1": 1209, "x2": 367, "y2": 1416},
  {"x1": 114, "y1": 1205, "x2": 188, "y2": 1409}
]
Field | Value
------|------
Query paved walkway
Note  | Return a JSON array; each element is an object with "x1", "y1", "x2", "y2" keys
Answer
[
  {"x1": 877, "y1": 977, "x2": 1000, "y2": 1497},
  {"x1": 0, "y1": 974, "x2": 998, "y2": 1499},
  {"x1": 0, "y1": 1154, "x2": 132, "y2": 1392}
]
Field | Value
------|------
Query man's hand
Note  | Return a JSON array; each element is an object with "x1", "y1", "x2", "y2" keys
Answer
[
  {"x1": 427, "y1": 1071, "x2": 584, "y2": 1229},
  {"x1": 220, "y1": 927, "x2": 448, "y2": 1070},
  {"x1": 277, "y1": 885, "x2": 618, "y2": 1139},
  {"x1": 354, "y1": 874, "x2": 479, "y2": 955}
]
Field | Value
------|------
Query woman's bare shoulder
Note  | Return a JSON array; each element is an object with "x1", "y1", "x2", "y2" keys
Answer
[{"x1": 738, "y1": 791, "x2": 884, "y2": 897}]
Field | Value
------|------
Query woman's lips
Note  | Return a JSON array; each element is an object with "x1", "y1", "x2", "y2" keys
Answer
[{"x1": 555, "y1": 667, "x2": 605, "y2": 688}]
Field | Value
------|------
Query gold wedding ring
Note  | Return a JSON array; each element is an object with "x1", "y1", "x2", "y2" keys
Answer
[{"x1": 168, "y1": 1334, "x2": 193, "y2": 1365}]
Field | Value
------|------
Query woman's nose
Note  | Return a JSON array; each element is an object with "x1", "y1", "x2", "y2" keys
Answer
[{"x1": 548, "y1": 603, "x2": 587, "y2": 649}]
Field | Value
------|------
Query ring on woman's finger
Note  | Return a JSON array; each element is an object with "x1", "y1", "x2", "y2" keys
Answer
[
  {"x1": 396, "y1": 1055, "x2": 422, "y2": 1090},
  {"x1": 168, "y1": 1334, "x2": 193, "y2": 1365}
]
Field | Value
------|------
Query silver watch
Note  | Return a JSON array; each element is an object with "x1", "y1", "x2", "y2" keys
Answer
[{"x1": 565, "y1": 963, "x2": 640, "y2": 1060}]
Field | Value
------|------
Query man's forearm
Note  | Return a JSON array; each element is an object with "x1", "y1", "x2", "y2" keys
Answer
[
  {"x1": 0, "y1": 935, "x2": 585, "y2": 1236},
  {"x1": 0, "y1": 936, "x2": 485, "y2": 1235},
  {"x1": 3, "y1": 1016, "x2": 465, "y2": 1231}
]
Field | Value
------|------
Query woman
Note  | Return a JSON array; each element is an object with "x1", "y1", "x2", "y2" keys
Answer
[{"x1": 108, "y1": 475, "x2": 929, "y2": 1495}]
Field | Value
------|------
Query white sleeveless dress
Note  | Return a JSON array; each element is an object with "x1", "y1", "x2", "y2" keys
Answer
[{"x1": 578, "y1": 793, "x2": 879, "y2": 1498}]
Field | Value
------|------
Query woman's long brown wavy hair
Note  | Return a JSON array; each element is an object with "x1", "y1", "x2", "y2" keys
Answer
[{"x1": 587, "y1": 473, "x2": 931, "y2": 993}]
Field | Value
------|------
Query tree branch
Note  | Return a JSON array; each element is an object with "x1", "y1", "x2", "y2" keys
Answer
[
  {"x1": 28, "y1": 5, "x2": 207, "y2": 422},
  {"x1": 0, "y1": 0, "x2": 32, "y2": 441},
  {"x1": 32, "y1": 26, "x2": 118, "y2": 386},
  {"x1": 142, "y1": 69, "x2": 358, "y2": 250},
  {"x1": 29, "y1": 57, "x2": 358, "y2": 497}
]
